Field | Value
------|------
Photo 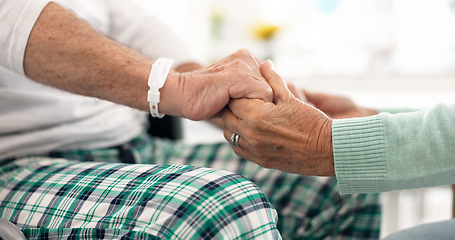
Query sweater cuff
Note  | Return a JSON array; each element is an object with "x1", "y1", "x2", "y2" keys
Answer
[{"x1": 332, "y1": 115, "x2": 387, "y2": 194}]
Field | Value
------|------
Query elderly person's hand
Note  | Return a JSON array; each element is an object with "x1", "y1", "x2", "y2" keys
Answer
[
  {"x1": 160, "y1": 49, "x2": 273, "y2": 121},
  {"x1": 302, "y1": 90, "x2": 378, "y2": 119},
  {"x1": 23, "y1": 3, "x2": 270, "y2": 122},
  {"x1": 24, "y1": 6, "x2": 270, "y2": 122},
  {"x1": 222, "y1": 61, "x2": 335, "y2": 176},
  {"x1": 285, "y1": 83, "x2": 377, "y2": 119}
]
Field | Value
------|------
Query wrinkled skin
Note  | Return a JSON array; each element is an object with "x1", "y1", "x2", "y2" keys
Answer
[
  {"x1": 174, "y1": 49, "x2": 273, "y2": 120},
  {"x1": 222, "y1": 61, "x2": 335, "y2": 176}
]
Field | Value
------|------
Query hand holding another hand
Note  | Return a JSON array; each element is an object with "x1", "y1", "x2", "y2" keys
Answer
[
  {"x1": 286, "y1": 82, "x2": 377, "y2": 119},
  {"x1": 303, "y1": 91, "x2": 378, "y2": 119},
  {"x1": 161, "y1": 49, "x2": 273, "y2": 121},
  {"x1": 222, "y1": 61, "x2": 335, "y2": 176}
]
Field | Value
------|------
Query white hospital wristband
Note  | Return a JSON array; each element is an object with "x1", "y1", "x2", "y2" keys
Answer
[{"x1": 147, "y1": 58, "x2": 174, "y2": 118}]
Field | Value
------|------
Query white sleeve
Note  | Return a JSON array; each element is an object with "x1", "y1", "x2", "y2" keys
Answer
[
  {"x1": 107, "y1": 0, "x2": 205, "y2": 67},
  {"x1": 0, "y1": 0, "x2": 52, "y2": 75}
]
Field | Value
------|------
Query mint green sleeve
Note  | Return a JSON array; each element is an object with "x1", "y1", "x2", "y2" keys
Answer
[{"x1": 332, "y1": 103, "x2": 455, "y2": 195}]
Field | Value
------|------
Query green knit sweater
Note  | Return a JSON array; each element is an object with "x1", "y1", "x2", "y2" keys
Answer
[{"x1": 333, "y1": 103, "x2": 455, "y2": 195}]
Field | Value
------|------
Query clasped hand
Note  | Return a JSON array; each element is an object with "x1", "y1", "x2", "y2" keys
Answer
[
  {"x1": 221, "y1": 60, "x2": 335, "y2": 176},
  {"x1": 164, "y1": 49, "x2": 273, "y2": 120}
]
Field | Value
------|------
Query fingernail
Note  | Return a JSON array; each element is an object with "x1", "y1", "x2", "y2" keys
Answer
[{"x1": 267, "y1": 59, "x2": 276, "y2": 71}]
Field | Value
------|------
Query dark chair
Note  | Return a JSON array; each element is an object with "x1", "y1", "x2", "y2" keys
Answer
[{"x1": 147, "y1": 115, "x2": 183, "y2": 140}]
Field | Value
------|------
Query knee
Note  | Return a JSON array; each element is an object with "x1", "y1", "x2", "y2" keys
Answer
[{"x1": 135, "y1": 166, "x2": 281, "y2": 239}]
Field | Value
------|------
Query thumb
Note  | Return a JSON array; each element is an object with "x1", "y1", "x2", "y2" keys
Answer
[{"x1": 260, "y1": 60, "x2": 292, "y2": 103}]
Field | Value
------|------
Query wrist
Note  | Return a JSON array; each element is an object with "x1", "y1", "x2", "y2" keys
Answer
[
  {"x1": 155, "y1": 71, "x2": 186, "y2": 117},
  {"x1": 320, "y1": 118, "x2": 335, "y2": 176},
  {"x1": 175, "y1": 62, "x2": 203, "y2": 73},
  {"x1": 147, "y1": 58, "x2": 174, "y2": 118}
]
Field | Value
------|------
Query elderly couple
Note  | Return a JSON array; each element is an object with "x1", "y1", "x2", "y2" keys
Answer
[{"x1": 3, "y1": 0, "x2": 455, "y2": 239}]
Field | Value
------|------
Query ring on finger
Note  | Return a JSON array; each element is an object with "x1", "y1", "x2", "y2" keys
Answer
[{"x1": 230, "y1": 133, "x2": 241, "y2": 148}]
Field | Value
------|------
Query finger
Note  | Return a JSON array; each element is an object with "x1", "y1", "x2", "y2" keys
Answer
[
  {"x1": 302, "y1": 90, "x2": 325, "y2": 105},
  {"x1": 233, "y1": 71, "x2": 273, "y2": 103},
  {"x1": 287, "y1": 82, "x2": 307, "y2": 102},
  {"x1": 210, "y1": 105, "x2": 229, "y2": 119},
  {"x1": 235, "y1": 48, "x2": 262, "y2": 69},
  {"x1": 260, "y1": 60, "x2": 293, "y2": 104},
  {"x1": 227, "y1": 98, "x2": 263, "y2": 122},
  {"x1": 252, "y1": 54, "x2": 262, "y2": 68},
  {"x1": 221, "y1": 106, "x2": 241, "y2": 135},
  {"x1": 221, "y1": 107, "x2": 261, "y2": 163},
  {"x1": 221, "y1": 108, "x2": 244, "y2": 150},
  {"x1": 223, "y1": 128, "x2": 244, "y2": 149},
  {"x1": 223, "y1": 50, "x2": 273, "y2": 102},
  {"x1": 233, "y1": 78, "x2": 273, "y2": 103},
  {"x1": 222, "y1": 127, "x2": 254, "y2": 161}
]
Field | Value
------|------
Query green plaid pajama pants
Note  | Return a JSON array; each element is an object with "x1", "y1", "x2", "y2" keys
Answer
[{"x1": 0, "y1": 131, "x2": 380, "y2": 239}]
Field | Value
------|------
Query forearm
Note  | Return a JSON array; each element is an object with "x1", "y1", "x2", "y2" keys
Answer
[
  {"x1": 333, "y1": 103, "x2": 455, "y2": 194},
  {"x1": 23, "y1": 3, "x2": 271, "y2": 121},
  {"x1": 24, "y1": 2, "x2": 160, "y2": 112}
]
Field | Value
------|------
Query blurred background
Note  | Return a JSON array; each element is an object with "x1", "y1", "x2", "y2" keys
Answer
[{"x1": 135, "y1": 0, "x2": 455, "y2": 238}]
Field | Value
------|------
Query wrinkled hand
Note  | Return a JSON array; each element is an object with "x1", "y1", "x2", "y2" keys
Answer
[
  {"x1": 286, "y1": 83, "x2": 307, "y2": 102},
  {"x1": 166, "y1": 49, "x2": 273, "y2": 121},
  {"x1": 222, "y1": 61, "x2": 335, "y2": 176},
  {"x1": 303, "y1": 91, "x2": 378, "y2": 119},
  {"x1": 286, "y1": 82, "x2": 377, "y2": 119}
]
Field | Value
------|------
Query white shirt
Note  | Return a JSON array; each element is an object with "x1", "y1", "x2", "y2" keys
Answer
[{"x1": 0, "y1": 0, "x2": 201, "y2": 159}]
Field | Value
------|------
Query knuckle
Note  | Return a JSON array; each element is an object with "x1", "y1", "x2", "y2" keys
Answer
[
  {"x1": 237, "y1": 48, "x2": 250, "y2": 56},
  {"x1": 248, "y1": 111, "x2": 266, "y2": 127},
  {"x1": 258, "y1": 159, "x2": 274, "y2": 169},
  {"x1": 247, "y1": 137, "x2": 261, "y2": 148},
  {"x1": 231, "y1": 58, "x2": 241, "y2": 68},
  {"x1": 234, "y1": 48, "x2": 255, "y2": 62},
  {"x1": 243, "y1": 129, "x2": 265, "y2": 149}
]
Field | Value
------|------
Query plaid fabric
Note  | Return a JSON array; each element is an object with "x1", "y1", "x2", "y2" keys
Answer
[
  {"x1": 0, "y1": 131, "x2": 381, "y2": 239},
  {"x1": 0, "y1": 158, "x2": 280, "y2": 239}
]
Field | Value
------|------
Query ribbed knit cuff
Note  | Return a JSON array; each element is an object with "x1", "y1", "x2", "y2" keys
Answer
[{"x1": 332, "y1": 115, "x2": 387, "y2": 195}]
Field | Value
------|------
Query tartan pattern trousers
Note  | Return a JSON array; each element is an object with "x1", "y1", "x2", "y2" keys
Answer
[{"x1": 0, "y1": 131, "x2": 381, "y2": 239}]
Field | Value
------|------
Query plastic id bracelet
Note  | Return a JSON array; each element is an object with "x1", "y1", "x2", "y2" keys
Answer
[{"x1": 147, "y1": 58, "x2": 174, "y2": 118}]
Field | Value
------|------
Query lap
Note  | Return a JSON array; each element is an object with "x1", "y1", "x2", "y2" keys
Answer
[
  {"x1": 5, "y1": 132, "x2": 381, "y2": 239},
  {"x1": 0, "y1": 157, "x2": 280, "y2": 239},
  {"x1": 137, "y1": 135, "x2": 382, "y2": 239}
]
